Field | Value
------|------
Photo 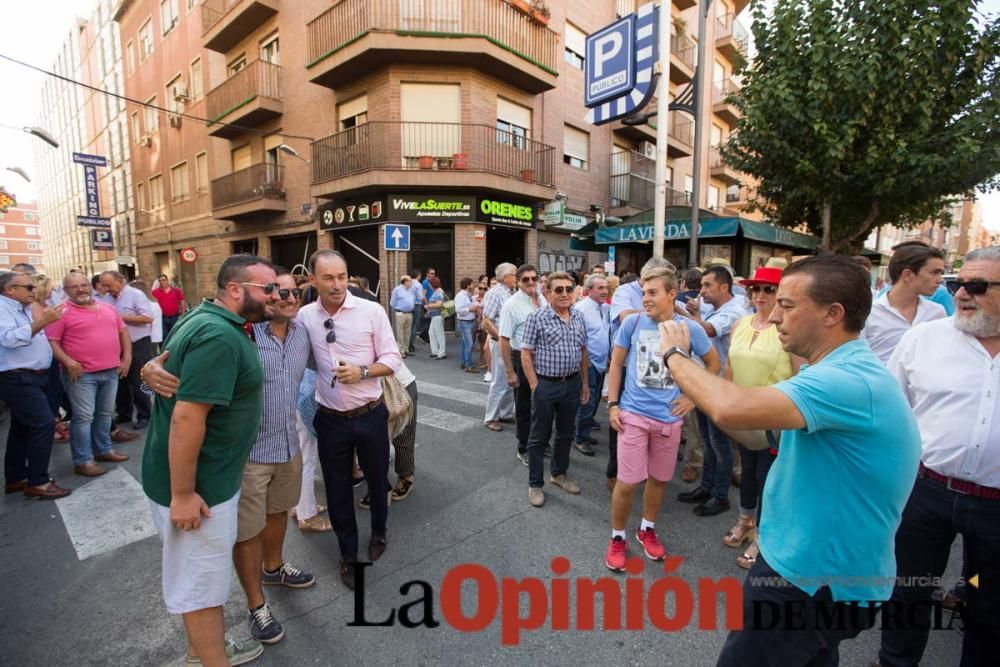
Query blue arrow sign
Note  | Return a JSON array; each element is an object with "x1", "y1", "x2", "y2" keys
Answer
[{"x1": 384, "y1": 224, "x2": 410, "y2": 251}]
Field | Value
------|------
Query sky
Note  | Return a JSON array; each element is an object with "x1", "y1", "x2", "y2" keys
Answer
[{"x1": 0, "y1": 0, "x2": 998, "y2": 234}]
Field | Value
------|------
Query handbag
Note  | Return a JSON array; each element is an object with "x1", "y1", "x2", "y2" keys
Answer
[
  {"x1": 381, "y1": 375, "x2": 413, "y2": 440},
  {"x1": 440, "y1": 296, "x2": 456, "y2": 319}
]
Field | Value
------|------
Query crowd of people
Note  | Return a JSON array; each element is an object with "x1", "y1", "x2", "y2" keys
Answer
[{"x1": 1, "y1": 238, "x2": 997, "y2": 666}]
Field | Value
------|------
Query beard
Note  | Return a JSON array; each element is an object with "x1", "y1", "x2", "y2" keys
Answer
[
  {"x1": 239, "y1": 292, "x2": 273, "y2": 323},
  {"x1": 954, "y1": 307, "x2": 1000, "y2": 338}
]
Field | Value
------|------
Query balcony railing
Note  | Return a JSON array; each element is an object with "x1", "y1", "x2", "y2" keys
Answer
[
  {"x1": 206, "y1": 60, "x2": 282, "y2": 122},
  {"x1": 716, "y1": 13, "x2": 750, "y2": 55},
  {"x1": 211, "y1": 164, "x2": 285, "y2": 209},
  {"x1": 306, "y1": 0, "x2": 558, "y2": 72},
  {"x1": 611, "y1": 150, "x2": 691, "y2": 211},
  {"x1": 201, "y1": 0, "x2": 243, "y2": 33},
  {"x1": 712, "y1": 77, "x2": 742, "y2": 104},
  {"x1": 669, "y1": 111, "x2": 694, "y2": 145},
  {"x1": 671, "y1": 34, "x2": 696, "y2": 69},
  {"x1": 311, "y1": 121, "x2": 555, "y2": 186}
]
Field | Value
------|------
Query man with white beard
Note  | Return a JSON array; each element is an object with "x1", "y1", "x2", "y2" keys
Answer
[{"x1": 877, "y1": 246, "x2": 1000, "y2": 667}]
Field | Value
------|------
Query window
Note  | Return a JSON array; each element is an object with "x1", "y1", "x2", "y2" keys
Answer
[
  {"x1": 497, "y1": 98, "x2": 531, "y2": 149},
  {"x1": 563, "y1": 125, "x2": 589, "y2": 169},
  {"x1": 0, "y1": 241, "x2": 7, "y2": 250},
  {"x1": 195, "y1": 152, "x2": 209, "y2": 192},
  {"x1": 710, "y1": 124, "x2": 723, "y2": 147},
  {"x1": 708, "y1": 185, "x2": 720, "y2": 210},
  {"x1": 228, "y1": 55, "x2": 247, "y2": 76},
  {"x1": 726, "y1": 184, "x2": 741, "y2": 203},
  {"x1": 170, "y1": 162, "x2": 189, "y2": 202},
  {"x1": 0, "y1": 256, "x2": 9, "y2": 266},
  {"x1": 260, "y1": 34, "x2": 279, "y2": 65},
  {"x1": 714, "y1": 60, "x2": 726, "y2": 85},
  {"x1": 0, "y1": 225, "x2": 5, "y2": 234},
  {"x1": 338, "y1": 95, "x2": 368, "y2": 130},
  {"x1": 136, "y1": 182, "x2": 146, "y2": 210},
  {"x1": 160, "y1": 0, "x2": 179, "y2": 35},
  {"x1": 144, "y1": 95, "x2": 158, "y2": 132},
  {"x1": 24, "y1": 212, "x2": 36, "y2": 221},
  {"x1": 187, "y1": 0, "x2": 197, "y2": 10},
  {"x1": 565, "y1": 23, "x2": 585, "y2": 69},
  {"x1": 232, "y1": 239, "x2": 259, "y2": 255},
  {"x1": 189, "y1": 58, "x2": 203, "y2": 100},
  {"x1": 138, "y1": 18, "x2": 154, "y2": 60},
  {"x1": 149, "y1": 174, "x2": 164, "y2": 209},
  {"x1": 131, "y1": 111, "x2": 141, "y2": 141},
  {"x1": 26, "y1": 226, "x2": 39, "y2": 236},
  {"x1": 27, "y1": 241, "x2": 41, "y2": 250},
  {"x1": 685, "y1": 175, "x2": 694, "y2": 195},
  {"x1": 400, "y1": 84, "x2": 460, "y2": 160},
  {"x1": 126, "y1": 40, "x2": 135, "y2": 74},
  {"x1": 231, "y1": 145, "x2": 252, "y2": 172},
  {"x1": 166, "y1": 74, "x2": 182, "y2": 113},
  {"x1": 29, "y1": 256, "x2": 43, "y2": 265}
]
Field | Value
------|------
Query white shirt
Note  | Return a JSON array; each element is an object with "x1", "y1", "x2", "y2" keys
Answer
[
  {"x1": 888, "y1": 317, "x2": 1000, "y2": 488},
  {"x1": 149, "y1": 299, "x2": 163, "y2": 344},
  {"x1": 863, "y1": 290, "x2": 947, "y2": 364}
]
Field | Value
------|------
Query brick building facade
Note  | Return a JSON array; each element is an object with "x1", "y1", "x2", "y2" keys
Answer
[{"x1": 0, "y1": 202, "x2": 45, "y2": 272}]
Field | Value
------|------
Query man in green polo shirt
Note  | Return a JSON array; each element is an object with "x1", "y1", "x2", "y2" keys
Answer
[{"x1": 142, "y1": 255, "x2": 278, "y2": 667}]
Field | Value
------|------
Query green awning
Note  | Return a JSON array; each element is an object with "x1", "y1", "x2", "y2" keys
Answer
[
  {"x1": 594, "y1": 216, "x2": 818, "y2": 251},
  {"x1": 738, "y1": 219, "x2": 818, "y2": 250}
]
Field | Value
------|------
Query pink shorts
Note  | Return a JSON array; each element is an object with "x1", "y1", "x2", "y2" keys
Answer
[{"x1": 617, "y1": 409, "x2": 683, "y2": 484}]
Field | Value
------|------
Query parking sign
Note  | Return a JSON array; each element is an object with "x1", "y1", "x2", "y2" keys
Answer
[{"x1": 584, "y1": 15, "x2": 636, "y2": 108}]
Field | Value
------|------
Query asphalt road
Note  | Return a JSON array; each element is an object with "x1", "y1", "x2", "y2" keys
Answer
[{"x1": 0, "y1": 334, "x2": 963, "y2": 666}]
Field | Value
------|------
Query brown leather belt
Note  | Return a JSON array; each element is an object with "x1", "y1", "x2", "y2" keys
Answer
[
  {"x1": 318, "y1": 397, "x2": 384, "y2": 419},
  {"x1": 918, "y1": 462, "x2": 1000, "y2": 501}
]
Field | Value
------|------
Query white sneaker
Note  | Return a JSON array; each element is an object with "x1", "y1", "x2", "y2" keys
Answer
[{"x1": 483, "y1": 371, "x2": 493, "y2": 383}]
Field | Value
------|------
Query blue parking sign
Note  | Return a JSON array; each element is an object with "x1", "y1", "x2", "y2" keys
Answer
[
  {"x1": 585, "y1": 15, "x2": 636, "y2": 108},
  {"x1": 384, "y1": 224, "x2": 410, "y2": 251}
]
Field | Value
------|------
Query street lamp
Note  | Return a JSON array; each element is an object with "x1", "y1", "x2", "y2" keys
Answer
[
  {"x1": 5, "y1": 167, "x2": 30, "y2": 182},
  {"x1": 0, "y1": 123, "x2": 59, "y2": 148},
  {"x1": 277, "y1": 144, "x2": 310, "y2": 164}
]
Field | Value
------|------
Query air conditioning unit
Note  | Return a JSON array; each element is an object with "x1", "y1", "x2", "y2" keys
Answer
[
  {"x1": 137, "y1": 135, "x2": 152, "y2": 147},
  {"x1": 168, "y1": 113, "x2": 182, "y2": 128},
  {"x1": 639, "y1": 141, "x2": 656, "y2": 159},
  {"x1": 172, "y1": 83, "x2": 189, "y2": 102}
]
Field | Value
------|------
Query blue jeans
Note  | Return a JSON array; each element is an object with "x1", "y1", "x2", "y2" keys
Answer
[
  {"x1": 408, "y1": 310, "x2": 421, "y2": 350},
  {"x1": 696, "y1": 409, "x2": 733, "y2": 501},
  {"x1": 457, "y1": 319, "x2": 475, "y2": 369},
  {"x1": 63, "y1": 368, "x2": 118, "y2": 465},
  {"x1": 575, "y1": 365, "x2": 604, "y2": 442}
]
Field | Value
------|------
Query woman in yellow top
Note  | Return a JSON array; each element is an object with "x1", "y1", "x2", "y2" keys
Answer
[{"x1": 721, "y1": 266, "x2": 802, "y2": 569}]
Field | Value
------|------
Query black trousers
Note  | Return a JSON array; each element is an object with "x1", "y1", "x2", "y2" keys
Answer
[
  {"x1": 0, "y1": 371, "x2": 55, "y2": 487},
  {"x1": 607, "y1": 361, "x2": 628, "y2": 479},
  {"x1": 738, "y1": 444, "x2": 776, "y2": 519},
  {"x1": 717, "y1": 553, "x2": 878, "y2": 667},
  {"x1": 116, "y1": 336, "x2": 152, "y2": 423},
  {"x1": 511, "y1": 353, "x2": 532, "y2": 455},
  {"x1": 527, "y1": 376, "x2": 581, "y2": 488},
  {"x1": 314, "y1": 403, "x2": 390, "y2": 560},
  {"x1": 162, "y1": 315, "x2": 179, "y2": 341},
  {"x1": 879, "y1": 476, "x2": 1000, "y2": 667}
]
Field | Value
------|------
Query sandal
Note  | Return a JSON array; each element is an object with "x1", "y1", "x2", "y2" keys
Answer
[
  {"x1": 391, "y1": 477, "x2": 414, "y2": 501},
  {"x1": 737, "y1": 541, "x2": 759, "y2": 570},
  {"x1": 723, "y1": 515, "x2": 756, "y2": 548},
  {"x1": 290, "y1": 505, "x2": 326, "y2": 520},
  {"x1": 485, "y1": 421, "x2": 503, "y2": 432},
  {"x1": 298, "y1": 515, "x2": 333, "y2": 533}
]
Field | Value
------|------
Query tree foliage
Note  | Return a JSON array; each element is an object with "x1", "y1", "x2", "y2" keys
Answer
[{"x1": 722, "y1": 0, "x2": 1000, "y2": 252}]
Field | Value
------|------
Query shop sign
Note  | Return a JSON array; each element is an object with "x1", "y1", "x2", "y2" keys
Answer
[
  {"x1": 389, "y1": 195, "x2": 475, "y2": 222},
  {"x1": 542, "y1": 200, "x2": 564, "y2": 227},
  {"x1": 595, "y1": 219, "x2": 740, "y2": 244},
  {"x1": 319, "y1": 198, "x2": 386, "y2": 230},
  {"x1": 561, "y1": 213, "x2": 589, "y2": 231},
  {"x1": 477, "y1": 197, "x2": 536, "y2": 229}
]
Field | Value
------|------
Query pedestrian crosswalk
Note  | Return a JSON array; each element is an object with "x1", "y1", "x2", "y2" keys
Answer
[{"x1": 414, "y1": 381, "x2": 489, "y2": 433}]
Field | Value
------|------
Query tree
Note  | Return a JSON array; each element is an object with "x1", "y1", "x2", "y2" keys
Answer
[{"x1": 722, "y1": 0, "x2": 1000, "y2": 253}]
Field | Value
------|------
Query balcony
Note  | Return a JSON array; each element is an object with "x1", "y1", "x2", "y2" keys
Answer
[
  {"x1": 724, "y1": 184, "x2": 753, "y2": 211},
  {"x1": 206, "y1": 61, "x2": 282, "y2": 139},
  {"x1": 310, "y1": 121, "x2": 555, "y2": 201},
  {"x1": 610, "y1": 150, "x2": 691, "y2": 212},
  {"x1": 716, "y1": 13, "x2": 749, "y2": 63},
  {"x1": 713, "y1": 78, "x2": 741, "y2": 125},
  {"x1": 201, "y1": 0, "x2": 279, "y2": 54},
  {"x1": 709, "y1": 147, "x2": 741, "y2": 185},
  {"x1": 306, "y1": 0, "x2": 558, "y2": 94},
  {"x1": 670, "y1": 35, "x2": 696, "y2": 83},
  {"x1": 667, "y1": 111, "x2": 694, "y2": 157},
  {"x1": 211, "y1": 164, "x2": 287, "y2": 220}
]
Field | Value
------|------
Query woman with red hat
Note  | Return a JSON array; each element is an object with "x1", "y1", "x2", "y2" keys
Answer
[{"x1": 720, "y1": 265, "x2": 803, "y2": 569}]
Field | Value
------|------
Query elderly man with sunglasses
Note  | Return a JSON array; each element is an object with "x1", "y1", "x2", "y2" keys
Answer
[
  {"x1": 499, "y1": 264, "x2": 543, "y2": 466},
  {"x1": 877, "y1": 247, "x2": 1000, "y2": 667}
]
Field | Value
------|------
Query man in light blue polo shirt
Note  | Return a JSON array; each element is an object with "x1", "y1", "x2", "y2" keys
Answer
[
  {"x1": 499, "y1": 264, "x2": 542, "y2": 464},
  {"x1": 658, "y1": 255, "x2": 921, "y2": 667},
  {"x1": 573, "y1": 274, "x2": 610, "y2": 455}
]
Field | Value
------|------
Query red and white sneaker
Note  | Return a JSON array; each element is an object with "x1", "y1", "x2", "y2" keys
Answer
[
  {"x1": 636, "y1": 527, "x2": 666, "y2": 561},
  {"x1": 605, "y1": 536, "x2": 628, "y2": 572}
]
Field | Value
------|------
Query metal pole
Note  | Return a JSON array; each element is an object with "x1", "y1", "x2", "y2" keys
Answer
[
  {"x1": 652, "y1": 1, "x2": 672, "y2": 259},
  {"x1": 689, "y1": 0, "x2": 713, "y2": 268}
]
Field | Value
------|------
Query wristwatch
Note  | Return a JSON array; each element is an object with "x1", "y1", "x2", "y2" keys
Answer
[
  {"x1": 608, "y1": 401, "x2": 620, "y2": 409},
  {"x1": 662, "y1": 346, "x2": 692, "y2": 365},
  {"x1": 361, "y1": 365, "x2": 371, "y2": 379}
]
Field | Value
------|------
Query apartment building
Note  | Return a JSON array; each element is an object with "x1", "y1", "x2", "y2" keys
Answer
[
  {"x1": 0, "y1": 202, "x2": 45, "y2": 272},
  {"x1": 110, "y1": 0, "x2": 796, "y2": 299},
  {"x1": 33, "y1": 0, "x2": 137, "y2": 281}
]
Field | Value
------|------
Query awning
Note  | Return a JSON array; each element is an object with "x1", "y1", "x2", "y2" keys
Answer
[
  {"x1": 595, "y1": 216, "x2": 818, "y2": 251},
  {"x1": 738, "y1": 219, "x2": 818, "y2": 250}
]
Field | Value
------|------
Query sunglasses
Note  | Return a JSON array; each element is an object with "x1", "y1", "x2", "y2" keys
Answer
[
  {"x1": 749, "y1": 285, "x2": 777, "y2": 295},
  {"x1": 277, "y1": 287, "x2": 302, "y2": 301},
  {"x1": 324, "y1": 318, "x2": 336, "y2": 343},
  {"x1": 551, "y1": 285, "x2": 574, "y2": 295},
  {"x1": 241, "y1": 282, "x2": 279, "y2": 295},
  {"x1": 520, "y1": 276, "x2": 538, "y2": 283},
  {"x1": 10, "y1": 284, "x2": 36, "y2": 292},
  {"x1": 946, "y1": 279, "x2": 1000, "y2": 296}
]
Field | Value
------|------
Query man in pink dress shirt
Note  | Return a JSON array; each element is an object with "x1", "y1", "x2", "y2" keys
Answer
[{"x1": 297, "y1": 250, "x2": 402, "y2": 590}]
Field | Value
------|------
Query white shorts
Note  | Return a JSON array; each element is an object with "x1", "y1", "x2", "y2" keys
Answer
[{"x1": 149, "y1": 492, "x2": 240, "y2": 614}]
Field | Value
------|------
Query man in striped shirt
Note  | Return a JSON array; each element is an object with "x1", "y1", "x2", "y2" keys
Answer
[
  {"x1": 481, "y1": 262, "x2": 518, "y2": 431},
  {"x1": 143, "y1": 268, "x2": 316, "y2": 648}
]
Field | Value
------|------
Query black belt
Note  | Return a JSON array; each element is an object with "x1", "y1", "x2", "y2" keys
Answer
[
  {"x1": 4, "y1": 368, "x2": 46, "y2": 375},
  {"x1": 318, "y1": 397, "x2": 384, "y2": 419},
  {"x1": 537, "y1": 372, "x2": 579, "y2": 383},
  {"x1": 394, "y1": 310, "x2": 413, "y2": 314}
]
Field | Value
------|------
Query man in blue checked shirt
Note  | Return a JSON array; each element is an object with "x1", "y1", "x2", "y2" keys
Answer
[
  {"x1": 521, "y1": 271, "x2": 590, "y2": 509},
  {"x1": 573, "y1": 273, "x2": 610, "y2": 456}
]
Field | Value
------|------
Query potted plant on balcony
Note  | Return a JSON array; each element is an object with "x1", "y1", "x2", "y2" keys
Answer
[
  {"x1": 418, "y1": 155, "x2": 434, "y2": 169},
  {"x1": 520, "y1": 168, "x2": 535, "y2": 181},
  {"x1": 509, "y1": 0, "x2": 531, "y2": 16},
  {"x1": 529, "y1": 1, "x2": 550, "y2": 25}
]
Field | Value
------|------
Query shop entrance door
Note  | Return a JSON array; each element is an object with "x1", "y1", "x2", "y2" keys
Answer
[
  {"x1": 409, "y1": 226, "x2": 454, "y2": 295},
  {"x1": 331, "y1": 226, "x2": 381, "y2": 298},
  {"x1": 486, "y1": 226, "x2": 525, "y2": 275},
  {"x1": 270, "y1": 232, "x2": 316, "y2": 274}
]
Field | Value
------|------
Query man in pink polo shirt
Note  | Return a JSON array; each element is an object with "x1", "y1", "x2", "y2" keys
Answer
[
  {"x1": 45, "y1": 272, "x2": 132, "y2": 476},
  {"x1": 297, "y1": 249, "x2": 401, "y2": 590}
]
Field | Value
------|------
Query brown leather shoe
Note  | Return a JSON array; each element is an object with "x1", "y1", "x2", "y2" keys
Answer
[
  {"x1": 681, "y1": 465, "x2": 698, "y2": 483},
  {"x1": 369, "y1": 533, "x2": 387, "y2": 561},
  {"x1": 339, "y1": 559, "x2": 357, "y2": 590},
  {"x1": 74, "y1": 462, "x2": 107, "y2": 477},
  {"x1": 5, "y1": 480, "x2": 27, "y2": 494},
  {"x1": 110, "y1": 428, "x2": 141, "y2": 443},
  {"x1": 95, "y1": 451, "x2": 129, "y2": 463},
  {"x1": 24, "y1": 481, "x2": 72, "y2": 499}
]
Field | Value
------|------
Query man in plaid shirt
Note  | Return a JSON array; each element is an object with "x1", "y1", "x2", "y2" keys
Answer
[{"x1": 520, "y1": 271, "x2": 590, "y2": 508}]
